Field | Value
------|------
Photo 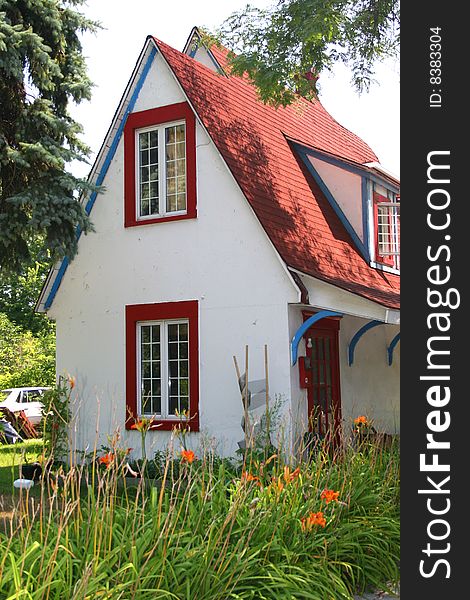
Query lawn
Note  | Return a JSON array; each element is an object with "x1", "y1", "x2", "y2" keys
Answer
[{"x1": 0, "y1": 439, "x2": 44, "y2": 498}]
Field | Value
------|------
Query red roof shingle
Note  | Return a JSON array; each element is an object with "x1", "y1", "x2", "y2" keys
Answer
[{"x1": 154, "y1": 38, "x2": 399, "y2": 310}]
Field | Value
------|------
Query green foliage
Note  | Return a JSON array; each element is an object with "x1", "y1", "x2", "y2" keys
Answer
[
  {"x1": 42, "y1": 375, "x2": 72, "y2": 460},
  {"x1": 214, "y1": 0, "x2": 400, "y2": 105},
  {"x1": 0, "y1": 438, "x2": 399, "y2": 598},
  {"x1": 0, "y1": 237, "x2": 53, "y2": 334},
  {"x1": 0, "y1": 0, "x2": 100, "y2": 272},
  {"x1": 0, "y1": 312, "x2": 55, "y2": 388}
]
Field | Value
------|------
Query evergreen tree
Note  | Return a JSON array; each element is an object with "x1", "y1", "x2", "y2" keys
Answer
[
  {"x1": 215, "y1": 0, "x2": 400, "y2": 106},
  {"x1": 0, "y1": 0, "x2": 99, "y2": 273}
]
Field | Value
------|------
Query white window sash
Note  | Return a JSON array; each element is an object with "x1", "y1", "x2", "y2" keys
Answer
[
  {"x1": 136, "y1": 319, "x2": 190, "y2": 419},
  {"x1": 135, "y1": 120, "x2": 187, "y2": 221}
]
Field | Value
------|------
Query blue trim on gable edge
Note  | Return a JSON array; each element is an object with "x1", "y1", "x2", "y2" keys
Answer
[
  {"x1": 296, "y1": 146, "x2": 370, "y2": 263},
  {"x1": 44, "y1": 46, "x2": 157, "y2": 311}
]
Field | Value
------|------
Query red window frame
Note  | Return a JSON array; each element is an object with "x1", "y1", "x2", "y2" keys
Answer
[
  {"x1": 125, "y1": 300, "x2": 199, "y2": 431},
  {"x1": 373, "y1": 190, "x2": 398, "y2": 267},
  {"x1": 124, "y1": 102, "x2": 197, "y2": 227}
]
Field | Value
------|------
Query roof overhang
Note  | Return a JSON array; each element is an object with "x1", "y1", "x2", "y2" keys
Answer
[{"x1": 290, "y1": 267, "x2": 400, "y2": 323}]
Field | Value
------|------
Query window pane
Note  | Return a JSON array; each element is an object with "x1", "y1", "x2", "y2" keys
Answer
[
  {"x1": 140, "y1": 166, "x2": 149, "y2": 182},
  {"x1": 167, "y1": 195, "x2": 177, "y2": 212},
  {"x1": 180, "y1": 360, "x2": 188, "y2": 377},
  {"x1": 149, "y1": 130, "x2": 158, "y2": 148},
  {"x1": 138, "y1": 129, "x2": 159, "y2": 218},
  {"x1": 149, "y1": 165, "x2": 159, "y2": 181},
  {"x1": 175, "y1": 124, "x2": 185, "y2": 142},
  {"x1": 166, "y1": 161, "x2": 176, "y2": 178},
  {"x1": 166, "y1": 320, "x2": 190, "y2": 417},
  {"x1": 166, "y1": 144, "x2": 175, "y2": 161},
  {"x1": 142, "y1": 361, "x2": 151, "y2": 378},
  {"x1": 167, "y1": 178, "x2": 176, "y2": 194},
  {"x1": 176, "y1": 159, "x2": 185, "y2": 176},
  {"x1": 168, "y1": 360, "x2": 178, "y2": 378},
  {"x1": 169, "y1": 397, "x2": 179, "y2": 415},
  {"x1": 179, "y1": 323, "x2": 188, "y2": 341},
  {"x1": 179, "y1": 379, "x2": 189, "y2": 396},
  {"x1": 176, "y1": 143, "x2": 185, "y2": 159},
  {"x1": 165, "y1": 123, "x2": 186, "y2": 213},
  {"x1": 139, "y1": 133, "x2": 149, "y2": 150},
  {"x1": 168, "y1": 324, "x2": 178, "y2": 341},
  {"x1": 140, "y1": 323, "x2": 161, "y2": 416},
  {"x1": 152, "y1": 361, "x2": 161, "y2": 378},
  {"x1": 141, "y1": 326, "x2": 150, "y2": 343},
  {"x1": 166, "y1": 127, "x2": 175, "y2": 144},
  {"x1": 177, "y1": 193, "x2": 186, "y2": 211}
]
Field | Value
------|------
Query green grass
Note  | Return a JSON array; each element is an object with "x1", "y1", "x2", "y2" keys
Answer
[
  {"x1": 0, "y1": 439, "x2": 44, "y2": 497},
  {"x1": 0, "y1": 438, "x2": 400, "y2": 599}
]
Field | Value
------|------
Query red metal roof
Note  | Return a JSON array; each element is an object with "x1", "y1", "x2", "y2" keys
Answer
[{"x1": 154, "y1": 38, "x2": 400, "y2": 310}]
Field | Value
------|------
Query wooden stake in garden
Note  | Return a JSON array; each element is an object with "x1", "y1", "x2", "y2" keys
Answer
[
  {"x1": 264, "y1": 344, "x2": 270, "y2": 446},
  {"x1": 233, "y1": 349, "x2": 251, "y2": 450}
]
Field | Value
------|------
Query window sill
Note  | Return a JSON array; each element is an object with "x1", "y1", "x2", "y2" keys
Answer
[
  {"x1": 126, "y1": 211, "x2": 196, "y2": 228},
  {"x1": 370, "y1": 261, "x2": 400, "y2": 275}
]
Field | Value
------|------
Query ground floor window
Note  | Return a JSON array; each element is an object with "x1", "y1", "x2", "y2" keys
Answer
[{"x1": 125, "y1": 300, "x2": 199, "y2": 431}]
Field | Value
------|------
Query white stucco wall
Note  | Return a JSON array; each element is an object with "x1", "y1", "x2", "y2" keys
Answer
[
  {"x1": 50, "y1": 50, "x2": 298, "y2": 459},
  {"x1": 288, "y1": 285, "x2": 400, "y2": 447}
]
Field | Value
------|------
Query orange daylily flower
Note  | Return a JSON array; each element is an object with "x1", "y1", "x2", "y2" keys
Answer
[
  {"x1": 300, "y1": 511, "x2": 326, "y2": 531},
  {"x1": 131, "y1": 417, "x2": 155, "y2": 432},
  {"x1": 68, "y1": 375, "x2": 76, "y2": 389},
  {"x1": 241, "y1": 471, "x2": 261, "y2": 485},
  {"x1": 270, "y1": 477, "x2": 284, "y2": 493},
  {"x1": 181, "y1": 449, "x2": 196, "y2": 464},
  {"x1": 99, "y1": 453, "x2": 114, "y2": 468},
  {"x1": 283, "y1": 466, "x2": 301, "y2": 483},
  {"x1": 354, "y1": 415, "x2": 369, "y2": 425},
  {"x1": 320, "y1": 489, "x2": 340, "y2": 504}
]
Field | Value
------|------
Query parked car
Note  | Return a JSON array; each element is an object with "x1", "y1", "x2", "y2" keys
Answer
[{"x1": 0, "y1": 387, "x2": 50, "y2": 426}]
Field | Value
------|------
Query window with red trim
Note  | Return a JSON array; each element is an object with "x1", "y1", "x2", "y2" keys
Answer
[
  {"x1": 125, "y1": 300, "x2": 199, "y2": 431},
  {"x1": 373, "y1": 184, "x2": 400, "y2": 269},
  {"x1": 124, "y1": 102, "x2": 197, "y2": 227}
]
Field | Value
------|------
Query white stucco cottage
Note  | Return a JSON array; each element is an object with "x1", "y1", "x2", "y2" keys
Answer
[{"x1": 37, "y1": 28, "x2": 400, "y2": 457}]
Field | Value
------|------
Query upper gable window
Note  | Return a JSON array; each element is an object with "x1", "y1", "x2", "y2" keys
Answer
[
  {"x1": 124, "y1": 102, "x2": 196, "y2": 227},
  {"x1": 373, "y1": 183, "x2": 400, "y2": 270}
]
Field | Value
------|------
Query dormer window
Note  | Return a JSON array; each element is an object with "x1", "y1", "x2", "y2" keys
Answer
[
  {"x1": 124, "y1": 102, "x2": 196, "y2": 227},
  {"x1": 373, "y1": 184, "x2": 400, "y2": 270},
  {"x1": 137, "y1": 121, "x2": 187, "y2": 218}
]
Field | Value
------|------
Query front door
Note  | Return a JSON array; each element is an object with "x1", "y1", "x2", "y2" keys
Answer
[{"x1": 304, "y1": 316, "x2": 342, "y2": 443}]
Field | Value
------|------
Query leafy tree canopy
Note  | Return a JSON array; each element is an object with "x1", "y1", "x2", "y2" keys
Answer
[
  {"x1": 215, "y1": 0, "x2": 400, "y2": 106},
  {"x1": 0, "y1": 312, "x2": 55, "y2": 389},
  {"x1": 0, "y1": 0, "x2": 99, "y2": 273},
  {"x1": 0, "y1": 236, "x2": 53, "y2": 335}
]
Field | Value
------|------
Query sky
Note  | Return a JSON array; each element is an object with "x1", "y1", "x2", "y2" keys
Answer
[{"x1": 70, "y1": 0, "x2": 400, "y2": 179}]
